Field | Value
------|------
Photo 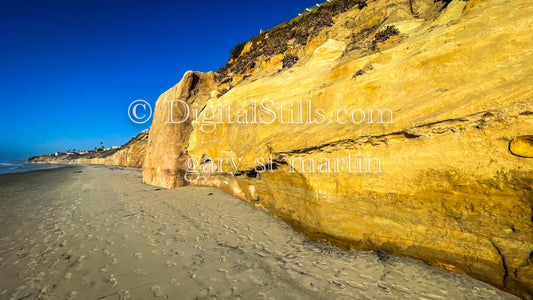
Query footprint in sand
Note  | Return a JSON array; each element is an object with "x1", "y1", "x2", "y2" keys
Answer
[
  {"x1": 187, "y1": 270, "x2": 197, "y2": 279},
  {"x1": 165, "y1": 260, "x2": 176, "y2": 267},
  {"x1": 196, "y1": 289, "x2": 209, "y2": 298},
  {"x1": 107, "y1": 274, "x2": 118, "y2": 287},
  {"x1": 134, "y1": 269, "x2": 146, "y2": 277},
  {"x1": 67, "y1": 291, "x2": 78, "y2": 300},
  {"x1": 150, "y1": 285, "x2": 164, "y2": 297},
  {"x1": 207, "y1": 287, "x2": 217, "y2": 298},
  {"x1": 169, "y1": 278, "x2": 180, "y2": 286},
  {"x1": 119, "y1": 289, "x2": 131, "y2": 300}
]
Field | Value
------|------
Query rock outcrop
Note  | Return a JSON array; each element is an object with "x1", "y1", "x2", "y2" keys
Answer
[
  {"x1": 142, "y1": 71, "x2": 218, "y2": 189},
  {"x1": 511, "y1": 136, "x2": 533, "y2": 158},
  {"x1": 148, "y1": 0, "x2": 533, "y2": 297}
]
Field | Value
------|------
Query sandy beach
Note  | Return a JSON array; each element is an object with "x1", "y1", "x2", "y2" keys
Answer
[{"x1": 0, "y1": 166, "x2": 518, "y2": 299}]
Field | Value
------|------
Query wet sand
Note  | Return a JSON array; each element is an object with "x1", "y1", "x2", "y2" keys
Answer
[{"x1": 0, "y1": 165, "x2": 518, "y2": 299}]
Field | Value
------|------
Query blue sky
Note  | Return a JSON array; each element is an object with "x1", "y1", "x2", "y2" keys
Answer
[{"x1": 0, "y1": 0, "x2": 318, "y2": 161}]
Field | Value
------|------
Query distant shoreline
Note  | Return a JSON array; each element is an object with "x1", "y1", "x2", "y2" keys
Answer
[{"x1": 0, "y1": 161, "x2": 70, "y2": 176}]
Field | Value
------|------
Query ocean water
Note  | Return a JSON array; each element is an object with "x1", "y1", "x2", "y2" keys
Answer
[{"x1": 0, "y1": 160, "x2": 65, "y2": 175}]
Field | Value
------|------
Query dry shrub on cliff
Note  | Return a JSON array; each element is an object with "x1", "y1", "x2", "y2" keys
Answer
[
  {"x1": 374, "y1": 25, "x2": 400, "y2": 43},
  {"x1": 218, "y1": 0, "x2": 364, "y2": 78},
  {"x1": 368, "y1": 25, "x2": 400, "y2": 52},
  {"x1": 344, "y1": 24, "x2": 380, "y2": 54},
  {"x1": 230, "y1": 42, "x2": 246, "y2": 60},
  {"x1": 282, "y1": 54, "x2": 299, "y2": 69}
]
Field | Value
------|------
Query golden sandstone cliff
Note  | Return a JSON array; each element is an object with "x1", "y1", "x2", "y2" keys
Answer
[
  {"x1": 142, "y1": 0, "x2": 533, "y2": 297},
  {"x1": 31, "y1": 0, "x2": 532, "y2": 297}
]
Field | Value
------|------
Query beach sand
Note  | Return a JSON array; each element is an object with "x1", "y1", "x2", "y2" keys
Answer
[{"x1": 0, "y1": 166, "x2": 517, "y2": 299}]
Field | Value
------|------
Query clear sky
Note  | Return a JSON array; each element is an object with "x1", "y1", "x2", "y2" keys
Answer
[{"x1": 0, "y1": 0, "x2": 318, "y2": 162}]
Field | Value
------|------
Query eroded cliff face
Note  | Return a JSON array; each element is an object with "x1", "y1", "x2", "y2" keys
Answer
[
  {"x1": 29, "y1": 130, "x2": 149, "y2": 168},
  {"x1": 143, "y1": 0, "x2": 533, "y2": 297},
  {"x1": 142, "y1": 71, "x2": 218, "y2": 189}
]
